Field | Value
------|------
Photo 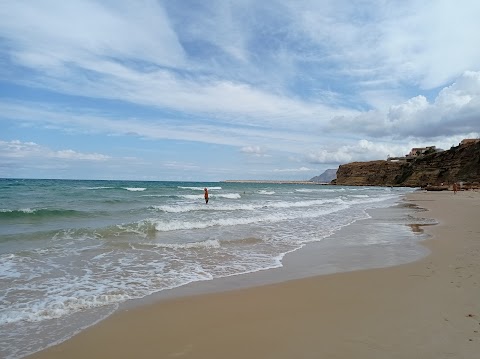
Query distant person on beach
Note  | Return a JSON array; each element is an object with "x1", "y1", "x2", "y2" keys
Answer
[
  {"x1": 453, "y1": 182, "x2": 458, "y2": 194},
  {"x1": 204, "y1": 188, "x2": 209, "y2": 204}
]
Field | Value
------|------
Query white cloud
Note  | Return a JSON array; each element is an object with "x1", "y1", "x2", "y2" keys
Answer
[
  {"x1": 435, "y1": 71, "x2": 480, "y2": 107},
  {"x1": 2, "y1": 1, "x2": 480, "y2": 103},
  {"x1": 2, "y1": 0, "x2": 479, "y2": 125},
  {"x1": 306, "y1": 139, "x2": 402, "y2": 165},
  {"x1": 329, "y1": 71, "x2": 480, "y2": 139},
  {"x1": 28, "y1": 62, "x2": 355, "y2": 129},
  {"x1": 0, "y1": 100, "x2": 330, "y2": 154},
  {"x1": 0, "y1": 103, "x2": 235, "y2": 147},
  {"x1": 1, "y1": 70, "x2": 478, "y2": 169},
  {"x1": 0, "y1": 0, "x2": 185, "y2": 70},
  {"x1": 305, "y1": 135, "x2": 478, "y2": 165},
  {"x1": 168, "y1": 0, "x2": 250, "y2": 62},
  {"x1": 0, "y1": 140, "x2": 110, "y2": 161},
  {"x1": 55, "y1": 149, "x2": 110, "y2": 161},
  {"x1": 240, "y1": 145, "x2": 269, "y2": 157},
  {"x1": 1, "y1": 1, "x2": 480, "y2": 180},
  {"x1": 162, "y1": 161, "x2": 200, "y2": 170},
  {"x1": 284, "y1": 0, "x2": 480, "y2": 91},
  {"x1": 395, "y1": 1, "x2": 480, "y2": 88}
]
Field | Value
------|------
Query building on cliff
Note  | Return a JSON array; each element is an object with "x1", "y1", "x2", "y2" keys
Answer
[
  {"x1": 387, "y1": 145, "x2": 442, "y2": 162},
  {"x1": 408, "y1": 146, "x2": 436, "y2": 157},
  {"x1": 405, "y1": 146, "x2": 444, "y2": 162}
]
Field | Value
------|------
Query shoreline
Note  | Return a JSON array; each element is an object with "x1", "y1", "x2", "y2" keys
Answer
[
  {"x1": 129, "y1": 199, "x2": 430, "y2": 305},
  {"x1": 2, "y1": 184, "x2": 414, "y2": 359},
  {"x1": 27, "y1": 191, "x2": 480, "y2": 358}
]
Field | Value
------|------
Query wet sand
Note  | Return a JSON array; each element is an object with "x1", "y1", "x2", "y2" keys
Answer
[{"x1": 28, "y1": 191, "x2": 480, "y2": 359}]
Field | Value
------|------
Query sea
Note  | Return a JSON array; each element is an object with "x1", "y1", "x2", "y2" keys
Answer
[{"x1": 0, "y1": 179, "x2": 435, "y2": 358}]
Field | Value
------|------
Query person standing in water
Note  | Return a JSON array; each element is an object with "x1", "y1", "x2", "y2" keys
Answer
[{"x1": 204, "y1": 188, "x2": 209, "y2": 204}]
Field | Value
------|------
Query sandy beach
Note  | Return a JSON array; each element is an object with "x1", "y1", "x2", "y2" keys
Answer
[{"x1": 28, "y1": 190, "x2": 480, "y2": 359}]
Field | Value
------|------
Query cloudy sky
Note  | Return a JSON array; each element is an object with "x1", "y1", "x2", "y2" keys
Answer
[{"x1": 1, "y1": 0, "x2": 479, "y2": 181}]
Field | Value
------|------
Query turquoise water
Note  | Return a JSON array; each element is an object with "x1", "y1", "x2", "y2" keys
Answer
[{"x1": 0, "y1": 179, "x2": 427, "y2": 358}]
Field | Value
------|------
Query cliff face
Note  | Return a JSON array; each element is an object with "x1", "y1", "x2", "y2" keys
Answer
[
  {"x1": 335, "y1": 161, "x2": 403, "y2": 186},
  {"x1": 336, "y1": 142, "x2": 480, "y2": 187}
]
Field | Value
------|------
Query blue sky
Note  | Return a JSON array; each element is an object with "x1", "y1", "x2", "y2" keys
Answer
[{"x1": 1, "y1": 0, "x2": 479, "y2": 181}]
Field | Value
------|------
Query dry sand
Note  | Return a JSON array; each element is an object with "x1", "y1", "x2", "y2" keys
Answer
[{"x1": 28, "y1": 191, "x2": 480, "y2": 359}]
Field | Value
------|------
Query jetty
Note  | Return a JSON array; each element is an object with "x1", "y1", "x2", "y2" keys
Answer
[{"x1": 221, "y1": 180, "x2": 321, "y2": 185}]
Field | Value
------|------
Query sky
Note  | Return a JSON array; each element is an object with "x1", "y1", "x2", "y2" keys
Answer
[{"x1": 0, "y1": 0, "x2": 479, "y2": 181}]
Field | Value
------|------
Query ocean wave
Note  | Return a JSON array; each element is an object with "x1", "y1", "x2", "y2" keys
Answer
[
  {"x1": 153, "y1": 205, "x2": 348, "y2": 232},
  {"x1": 178, "y1": 193, "x2": 241, "y2": 200},
  {"x1": 0, "y1": 260, "x2": 215, "y2": 326},
  {"x1": 6, "y1": 223, "x2": 157, "y2": 243},
  {"x1": 0, "y1": 208, "x2": 87, "y2": 219},
  {"x1": 217, "y1": 193, "x2": 241, "y2": 199},
  {"x1": 258, "y1": 190, "x2": 275, "y2": 195},
  {"x1": 178, "y1": 194, "x2": 204, "y2": 200},
  {"x1": 83, "y1": 186, "x2": 146, "y2": 192},
  {"x1": 150, "y1": 203, "x2": 257, "y2": 213},
  {"x1": 342, "y1": 194, "x2": 397, "y2": 205},
  {"x1": 140, "y1": 194, "x2": 174, "y2": 197},
  {"x1": 150, "y1": 198, "x2": 341, "y2": 213},
  {"x1": 149, "y1": 194, "x2": 399, "y2": 233},
  {"x1": 295, "y1": 188, "x2": 345, "y2": 193},
  {"x1": 0, "y1": 254, "x2": 21, "y2": 279},
  {"x1": 178, "y1": 186, "x2": 222, "y2": 191},
  {"x1": 82, "y1": 186, "x2": 146, "y2": 192},
  {"x1": 107, "y1": 221, "x2": 158, "y2": 239},
  {"x1": 268, "y1": 198, "x2": 342, "y2": 209},
  {"x1": 149, "y1": 239, "x2": 222, "y2": 250},
  {"x1": 83, "y1": 186, "x2": 115, "y2": 190},
  {"x1": 0, "y1": 293, "x2": 130, "y2": 325},
  {"x1": 136, "y1": 236, "x2": 264, "y2": 250}
]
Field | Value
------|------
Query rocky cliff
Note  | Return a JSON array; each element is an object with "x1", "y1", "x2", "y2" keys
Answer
[{"x1": 335, "y1": 142, "x2": 480, "y2": 187}]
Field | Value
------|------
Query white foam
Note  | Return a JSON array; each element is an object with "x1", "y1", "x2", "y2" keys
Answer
[
  {"x1": 258, "y1": 190, "x2": 275, "y2": 195},
  {"x1": 140, "y1": 194, "x2": 169, "y2": 197},
  {"x1": 295, "y1": 188, "x2": 345, "y2": 193},
  {"x1": 344, "y1": 194, "x2": 397, "y2": 205},
  {"x1": 179, "y1": 194, "x2": 203, "y2": 200},
  {"x1": 151, "y1": 198, "x2": 342, "y2": 214},
  {"x1": 123, "y1": 187, "x2": 146, "y2": 192},
  {"x1": 151, "y1": 203, "x2": 257, "y2": 213},
  {"x1": 268, "y1": 198, "x2": 342, "y2": 209},
  {"x1": 0, "y1": 254, "x2": 21, "y2": 279},
  {"x1": 178, "y1": 186, "x2": 222, "y2": 190},
  {"x1": 177, "y1": 193, "x2": 240, "y2": 200},
  {"x1": 153, "y1": 205, "x2": 348, "y2": 232},
  {"x1": 152, "y1": 239, "x2": 221, "y2": 249},
  {"x1": 216, "y1": 193, "x2": 241, "y2": 199},
  {"x1": 0, "y1": 208, "x2": 36, "y2": 213},
  {"x1": 0, "y1": 293, "x2": 131, "y2": 325},
  {"x1": 84, "y1": 186, "x2": 114, "y2": 190}
]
